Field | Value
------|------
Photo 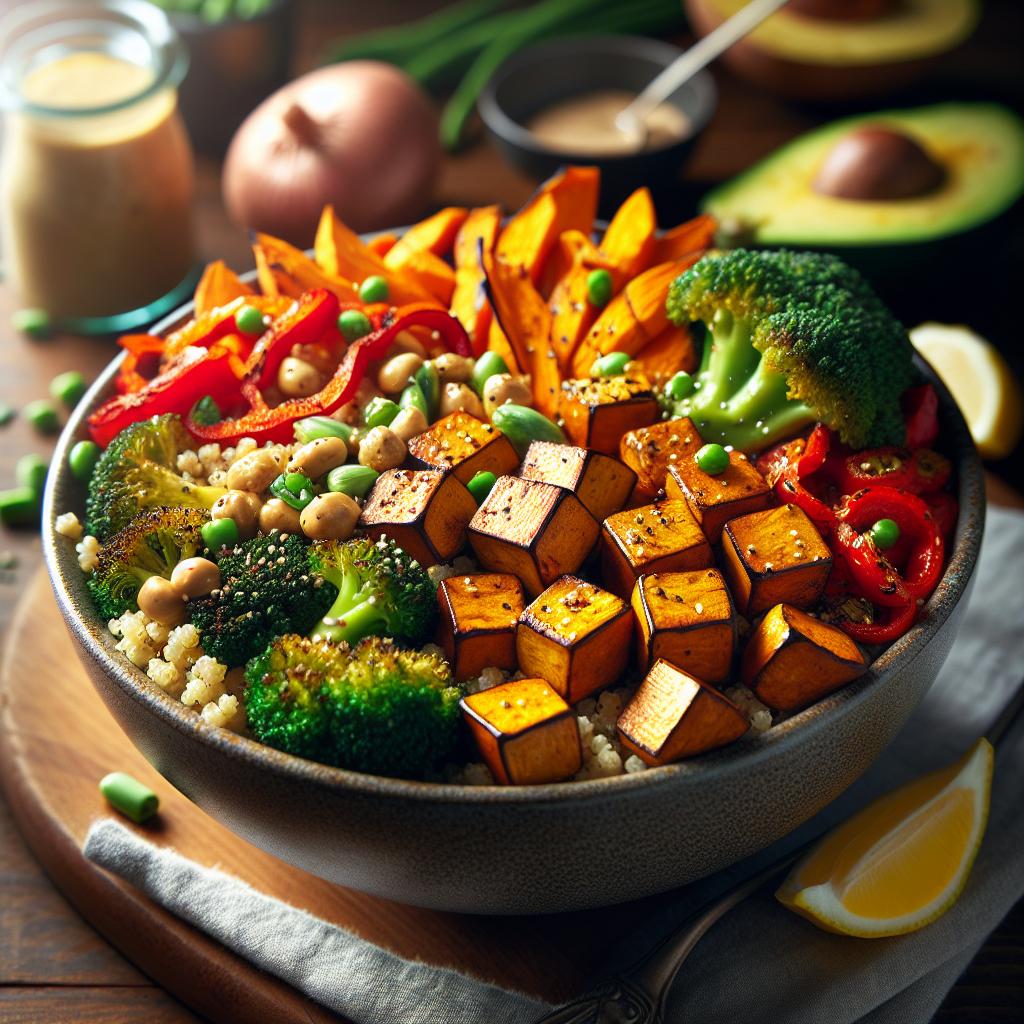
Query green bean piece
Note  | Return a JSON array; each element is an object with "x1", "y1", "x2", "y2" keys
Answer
[
  {"x1": 50, "y1": 370, "x2": 87, "y2": 408},
  {"x1": 201, "y1": 516, "x2": 239, "y2": 551},
  {"x1": 415, "y1": 361, "x2": 441, "y2": 418},
  {"x1": 466, "y1": 470, "x2": 497, "y2": 505},
  {"x1": 24, "y1": 399, "x2": 59, "y2": 434},
  {"x1": 695, "y1": 443, "x2": 729, "y2": 476},
  {"x1": 358, "y1": 275, "x2": 389, "y2": 303},
  {"x1": 338, "y1": 309, "x2": 373, "y2": 342},
  {"x1": 870, "y1": 518, "x2": 901, "y2": 550},
  {"x1": 586, "y1": 269, "x2": 613, "y2": 307},
  {"x1": 399, "y1": 382, "x2": 429, "y2": 419},
  {"x1": 11, "y1": 308, "x2": 51, "y2": 339},
  {"x1": 364, "y1": 396, "x2": 401, "y2": 429},
  {"x1": 471, "y1": 350, "x2": 509, "y2": 395},
  {"x1": 591, "y1": 352, "x2": 630, "y2": 377},
  {"x1": 293, "y1": 415, "x2": 354, "y2": 444},
  {"x1": 0, "y1": 487, "x2": 39, "y2": 527},
  {"x1": 69, "y1": 440, "x2": 101, "y2": 482},
  {"x1": 235, "y1": 304, "x2": 268, "y2": 335},
  {"x1": 326, "y1": 464, "x2": 379, "y2": 500},
  {"x1": 490, "y1": 404, "x2": 567, "y2": 458},
  {"x1": 16, "y1": 453, "x2": 48, "y2": 499},
  {"x1": 99, "y1": 771, "x2": 159, "y2": 824},
  {"x1": 270, "y1": 473, "x2": 316, "y2": 511}
]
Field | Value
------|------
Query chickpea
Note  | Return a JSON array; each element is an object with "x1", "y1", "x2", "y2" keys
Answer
[
  {"x1": 389, "y1": 406, "x2": 428, "y2": 442},
  {"x1": 346, "y1": 427, "x2": 362, "y2": 458},
  {"x1": 439, "y1": 382, "x2": 484, "y2": 419},
  {"x1": 259, "y1": 497, "x2": 303, "y2": 535},
  {"x1": 435, "y1": 352, "x2": 474, "y2": 384},
  {"x1": 137, "y1": 576, "x2": 185, "y2": 625},
  {"x1": 377, "y1": 352, "x2": 424, "y2": 394},
  {"x1": 277, "y1": 357, "x2": 322, "y2": 398},
  {"x1": 358, "y1": 426, "x2": 407, "y2": 472},
  {"x1": 287, "y1": 436, "x2": 348, "y2": 480},
  {"x1": 211, "y1": 489, "x2": 261, "y2": 538},
  {"x1": 226, "y1": 448, "x2": 281, "y2": 494},
  {"x1": 300, "y1": 492, "x2": 361, "y2": 541},
  {"x1": 482, "y1": 373, "x2": 533, "y2": 418},
  {"x1": 388, "y1": 330, "x2": 427, "y2": 359},
  {"x1": 170, "y1": 557, "x2": 221, "y2": 599}
]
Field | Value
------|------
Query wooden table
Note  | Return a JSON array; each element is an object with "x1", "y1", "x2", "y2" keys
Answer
[{"x1": 1, "y1": 0, "x2": 1023, "y2": 1019}]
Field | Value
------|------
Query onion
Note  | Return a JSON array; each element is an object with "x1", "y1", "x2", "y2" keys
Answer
[{"x1": 223, "y1": 62, "x2": 441, "y2": 244}]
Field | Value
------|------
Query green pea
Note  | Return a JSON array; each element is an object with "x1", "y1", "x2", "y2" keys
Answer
[
  {"x1": 50, "y1": 370, "x2": 87, "y2": 408},
  {"x1": 466, "y1": 471, "x2": 497, "y2": 505},
  {"x1": 490, "y1": 404, "x2": 567, "y2": 458},
  {"x1": 69, "y1": 440, "x2": 101, "y2": 482},
  {"x1": 338, "y1": 309, "x2": 373, "y2": 342},
  {"x1": 666, "y1": 371, "x2": 695, "y2": 401},
  {"x1": 190, "y1": 395, "x2": 222, "y2": 426},
  {"x1": 201, "y1": 516, "x2": 238, "y2": 551},
  {"x1": 0, "y1": 487, "x2": 39, "y2": 527},
  {"x1": 364, "y1": 396, "x2": 400, "y2": 428},
  {"x1": 99, "y1": 771, "x2": 159, "y2": 824},
  {"x1": 870, "y1": 518, "x2": 901, "y2": 550},
  {"x1": 235, "y1": 304, "x2": 267, "y2": 335},
  {"x1": 16, "y1": 453, "x2": 48, "y2": 498},
  {"x1": 471, "y1": 350, "x2": 509, "y2": 395},
  {"x1": 359, "y1": 275, "x2": 389, "y2": 303},
  {"x1": 25, "y1": 399, "x2": 59, "y2": 434},
  {"x1": 695, "y1": 443, "x2": 730, "y2": 475},
  {"x1": 293, "y1": 416, "x2": 353, "y2": 444},
  {"x1": 415, "y1": 360, "x2": 440, "y2": 418},
  {"x1": 11, "y1": 308, "x2": 51, "y2": 339},
  {"x1": 326, "y1": 464, "x2": 379, "y2": 499},
  {"x1": 591, "y1": 351, "x2": 630, "y2": 377},
  {"x1": 586, "y1": 268, "x2": 613, "y2": 307},
  {"x1": 399, "y1": 382, "x2": 428, "y2": 419}
]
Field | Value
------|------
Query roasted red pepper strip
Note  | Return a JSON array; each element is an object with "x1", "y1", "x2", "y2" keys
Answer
[
  {"x1": 909, "y1": 448, "x2": 952, "y2": 494},
  {"x1": 832, "y1": 520, "x2": 910, "y2": 608},
  {"x1": 185, "y1": 308, "x2": 471, "y2": 446},
  {"x1": 116, "y1": 335, "x2": 166, "y2": 395},
  {"x1": 760, "y1": 424, "x2": 837, "y2": 533},
  {"x1": 924, "y1": 491, "x2": 958, "y2": 539},
  {"x1": 839, "y1": 597, "x2": 918, "y2": 646},
  {"x1": 89, "y1": 346, "x2": 244, "y2": 447},
  {"x1": 161, "y1": 294, "x2": 291, "y2": 364},
  {"x1": 839, "y1": 445, "x2": 951, "y2": 496},
  {"x1": 903, "y1": 383, "x2": 939, "y2": 449}
]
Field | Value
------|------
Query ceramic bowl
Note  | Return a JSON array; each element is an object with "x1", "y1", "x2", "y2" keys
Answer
[
  {"x1": 478, "y1": 35, "x2": 716, "y2": 216},
  {"x1": 43, "y1": 299, "x2": 984, "y2": 915}
]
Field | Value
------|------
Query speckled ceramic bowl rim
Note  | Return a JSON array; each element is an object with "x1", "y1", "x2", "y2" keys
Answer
[
  {"x1": 42, "y1": 298, "x2": 985, "y2": 808},
  {"x1": 477, "y1": 34, "x2": 718, "y2": 164}
]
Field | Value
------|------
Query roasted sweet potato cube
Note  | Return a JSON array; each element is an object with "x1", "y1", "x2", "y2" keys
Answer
[
  {"x1": 631, "y1": 569, "x2": 736, "y2": 683},
  {"x1": 665, "y1": 450, "x2": 771, "y2": 543},
  {"x1": 438, "y1": 573, "x2": 524, "y2": 683},
  {"x1": 721, "y1": 504, "x2": 833, "y2": 617},
  {"x1": 617, "y1": 659, "x2": 749, "y2": 766},
  {"x1": 519, "y1": 440, "x2": 636, "y2": 522},
  {"x1": 741, "y1": 604, "x2": 867, "y2": 711},
  {"x1": 461, "y1": 678, "x2": 582, "y2": 784},
  {"x1": 619, "y1": 417, "x2": 702, "y2": 500},
  {"x1": 467, "y1": 476, "x2": 599, "y2": 596},
  {"x1": 558, "y1": 375, "x2": 660, "y2": 455},
  {"x1": 358, "y1": 469, "x2": 477, "y2": 568},
  {"x1": 599, "y1": 500, "x2": 713, "y2": 598},
  {"x1": 407, "y1": 412, "x2": 519, "y2": 484},
  {"x1": 517, "y1": 576, "x2": 633, "y2": 703}
]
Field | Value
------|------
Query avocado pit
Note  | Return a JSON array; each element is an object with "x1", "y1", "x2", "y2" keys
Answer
[{"x1": 812, "y1": 126, "x2": 945, "y2": 201}]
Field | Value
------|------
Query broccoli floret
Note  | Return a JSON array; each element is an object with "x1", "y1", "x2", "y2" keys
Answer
[
  {"x1": 308, "y1": 536, "x2": 437, "y2": 647},
  {"x1": 87, "y1": 507, "x2": 208, "y2": 620},
  {"x1": 665, "y1": 249, "x2": 914, "y2": 451},
  {"x1": 245, "y1": 634, "x2": 462, "y2": 777},
  {"x1": 187, "y1": 532, "x2": 336, "y2": 668},
  {"x1": 85, "y1": 415, "x2": 226, "y2": 541}
]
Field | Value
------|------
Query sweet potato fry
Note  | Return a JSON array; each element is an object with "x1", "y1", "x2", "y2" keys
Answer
[
  {"x1": 451, "y1": 206, "x2": 501, "y2": 355},
  {"x1": 367, "y1": 233, "x2": 398, "y2": 257},
  {"x1": 654, "y1": 213, "x2": 716, "y2": 264},
  {"x1": 394, "y1": 249, "x2": 456, "y2": 305},
  {"x1": 630, "y1": 325, "x2": 698, "y2": 385},
  {"x1": 548, "y1": 230, "x2": 616, "y2": 371},
  {"x1": 600, "y1": 187, "x2": 657, "y2": 284},
  {"x1": 384, "y1": 206, "x2": 467, "y2": 266},
  {"x1": 486, "y1": 320, "x2": 521, "y2": 375},
  {"x1": 194, "y1": 260, "x2": 254, "y2": 316},
  {"x1": 253, "y1": 233, "x2": 359, "y2": 302}
]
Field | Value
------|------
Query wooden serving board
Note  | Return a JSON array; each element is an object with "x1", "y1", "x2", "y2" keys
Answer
[{"x1": 0, "y1": 571, "x2": 650, "y2": 1024}]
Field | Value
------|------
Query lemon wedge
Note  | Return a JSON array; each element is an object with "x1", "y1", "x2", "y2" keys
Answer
[
  {"x1": 777, "y1": 737, "x2": 993, "y2": 937},
  {"x1": 909, "y1": 322, "x2": 1024, "y2": 460}
]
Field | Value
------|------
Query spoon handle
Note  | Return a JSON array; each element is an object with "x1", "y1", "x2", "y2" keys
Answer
[{"x1": 620, "y1": 0, "x2": 790, "y2": 124}]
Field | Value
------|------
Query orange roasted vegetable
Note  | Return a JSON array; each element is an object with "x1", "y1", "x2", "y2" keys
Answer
[
  {"x1": 384, "y1": 206, "x2": 467, "y2": 266},
  {"x1": 547, "y1": 230, "x2": 616, "y2": 370},
  {"x1": 486, "y1": 319, "x2": 522, "y2": 375},
  {"x1": 438, "y1": 573, "x2": 524, "y2": 683},
  {"x1": 630, "y1": 325, "x2": 698, "y2": 385},
  {"x1": 253, "y1": 233, "x2": 359, "y2": 302},
  {"x1": 451, "y1": 205, "x2": 501, "y2": 354},
  {"x1": 407, "y1": 411, "x2": 519, "y2": 484},
  {"x1": 367, "y1": 232, "x2": 398, "y2": 257},
  {"x1": 599, "y1": 186, "x2": 657, "y2": 284},
  {"x1": 393, "y1": 249, "x2": 456, "y2": 304},
  {"x1": 654, "y1": 213, "x2": 717, "y2": 263},
  {"x1": 194, "y1": 260, "x2": 254, "y2": 316}
]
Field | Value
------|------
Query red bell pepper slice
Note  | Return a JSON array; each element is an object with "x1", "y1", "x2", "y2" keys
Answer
[
  {"x1": 185, "y1": 307, "x2": 471, "y2": 447},
  {"x1": 908, "y1": 448, "x2": 952, "y2": 494},
  {"x1": 838, "y1": 445, "x2": 951, "y2": 496},
  {"x1": 116, "y1": 335, "x2": 166, "y2": 395},
  {"x1": 759, "y1": 424, "x2": 837, "y2": 533},
  {"x1": 924, "y1": 491, "x2": 958, "y2": 539},
  {"x1": 839, "y1": 597, "x2": 918, "y2": 646},
  {"x1": 832, "y1": 520, "x2": 911, "y2": 609},
  {"x1": 903, "y1": 383, "x2": 939, "y2": 449}
]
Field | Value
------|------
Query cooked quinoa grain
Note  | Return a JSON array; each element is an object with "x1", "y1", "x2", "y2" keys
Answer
[{"x1": 55, "y1": 512, "x2": 83, "y2": 540}]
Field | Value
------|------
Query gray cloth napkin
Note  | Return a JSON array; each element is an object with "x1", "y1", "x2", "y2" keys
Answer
[{"x1": 84, "y1": 505, "x2": 1024, "y2": 1024}]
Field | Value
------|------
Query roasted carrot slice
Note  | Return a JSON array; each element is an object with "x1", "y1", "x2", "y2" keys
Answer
[
  {"x1": 654, "y1": 214, "x2": 717, "y2": 264},
  {"x1": 194, "y1": 260, "x2": 254, "y2": 317},
  {"x1": 384, "y1": 206, "x2": 468, "y2": 267},
  {"x1": 450, "y1": 205, "x2": 501, "y2": 355},
  {"x1": 630, "y1": 325, "x2": 698, "y2": 384},
  {"x1": 254, "y1": 233, "x2": 359, "y2": 303},
  {"x1": 600, "y1": 187, "x2": 657, "y2": 285}
]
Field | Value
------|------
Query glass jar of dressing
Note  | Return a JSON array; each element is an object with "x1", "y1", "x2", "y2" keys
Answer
[{"x1": 0, "y1": 0, "x2": 197, "y2": 332}]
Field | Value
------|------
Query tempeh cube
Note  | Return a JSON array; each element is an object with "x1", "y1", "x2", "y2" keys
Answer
[
  {"x1": 599, "y1": 500, "x2": 713, "y2": 598},
  {"x1": 438, "y1": 573, "x2": 525, "y2": 683},
  {"x1": 516, "y1": 575, "x2": 633, "y2": 703},
  {"x1": 461, "y1": 678, "x2": 582, "y2": 785},
  {"x1": 631, "y1": 569, "x2": 736, "y2": 683},
  {"x1": 358, "y1": 469, "x2": 477, "y2": 567},
  {"x1": 721, "y1": 504, "x2": 832, "y2": 617},
  {"x1": 665, "y1": 450, "x2": 771, "y2": 543},
  {"x1": 557, "y1": 375, "x2": 660, "y2": 455},
  {"x1": 619, "y1": 417, "x2": 702, "y2": 500},
  {"x1": 616, "y1": 659, "x2": 749, "y2": 766},
  {"x1": 741, "y1": 603, "x2": 867, "y2": 711},
  {"x1": 467, "y1": 476, "x2": 599, "y2": 596},
  {"x1": 519, "y1": 440, "x2": 636, "y2": 522},
  {"x1": 406, "y1": 411, "x2": 519, "y2": 483}
]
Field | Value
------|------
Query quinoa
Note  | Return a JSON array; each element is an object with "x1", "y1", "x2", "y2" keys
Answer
[
  {"x1": 181, "y1": 655, "x2": 228, "y2": 708},
  {"x1": 55, "y1": 511, "x2": 83, "y2": 540},
  {"x1": 76, "y1": 534, "x2": 100, "y2": 573},
  {"x1": 725, "y1": 684, "x2": 774, "y2": 733}
]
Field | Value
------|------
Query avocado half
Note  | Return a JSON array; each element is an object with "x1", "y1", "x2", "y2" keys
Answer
[
  {"x1": 684, "y1": 0, "x2": 979, "y2": 101},
  {"x1": 704, "y1": 103, "x2": 1024, "y2": 248}
]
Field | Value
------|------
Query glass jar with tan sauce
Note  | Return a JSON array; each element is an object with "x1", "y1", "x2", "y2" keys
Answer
[{"x1": 0, "y1": 0, "x2": 197, "y2": 332}]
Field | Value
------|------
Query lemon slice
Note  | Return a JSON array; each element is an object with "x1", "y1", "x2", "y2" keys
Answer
[
  {"x1": 777, "y1": 737, "x2": 993, "y2": 937},
  {"x1": 909, "y1": 322, "x2": 1024, "y2": 459}
]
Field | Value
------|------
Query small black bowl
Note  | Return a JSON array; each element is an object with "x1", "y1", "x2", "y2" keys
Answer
[{"x1": 479, "y1": 35, "x2": 717, "y2": 215}]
